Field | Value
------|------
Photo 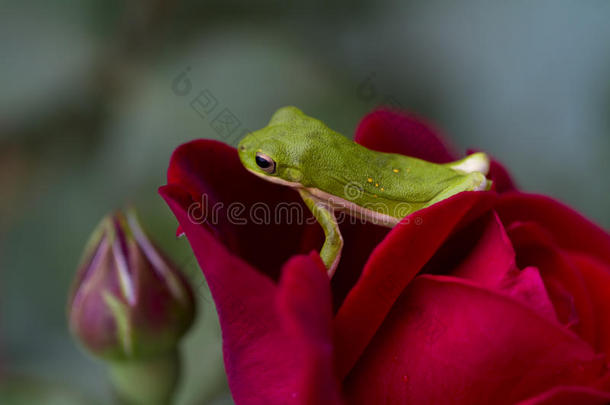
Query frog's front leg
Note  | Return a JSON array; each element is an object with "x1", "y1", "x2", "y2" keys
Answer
[{"x1": 298, "y1": 189, "x2": 343, "y2": 278}]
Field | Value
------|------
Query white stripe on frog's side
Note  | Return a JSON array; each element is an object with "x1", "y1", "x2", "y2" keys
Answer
[{"x1": 306, "y1": 187, "x2": 400, "y2": 228}]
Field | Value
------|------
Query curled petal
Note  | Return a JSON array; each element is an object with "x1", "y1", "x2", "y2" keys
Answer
[
  {"x1": 496, "y1": 192, "x2": 610, "y2": 267},
  {"x1": 446, "y1": 212, "x2": 556, "y2": 322},
  {"x1": 449, "y1": 212, "x2": 517, "y2": 286},
  {"x1": 507, "y1": 221, "x2": 597, "y2": 346}
]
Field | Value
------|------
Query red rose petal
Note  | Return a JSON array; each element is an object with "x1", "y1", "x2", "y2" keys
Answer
[
  {"x1": 488, "y1": 159, "x2": 518, "y2": 192},
  {"x1": 496, "y1": 192, "x2": 610, "y2": 268},
  {"x1": 448, "y1": 212, "x2": 556, "y2": 322},
  {"x1": 499, "y1": 266, "x2": 558, "y2": 323},
  {"x1": 276, "y1": 253, "x2": 344, "y2": 405},
  {"x1": 451, "y1": 212, "x2": 517, "y2": 286},
  {"x1": 354, "y1": 108, "x2": 458, "y2": 162},
  {"x1": 507, "y1": 221, "x2": 597, "y2": 346},
  {"x1": 333, "y1": 191, "x2": 496, "y2": 378},
  {"x1": 330, "y1": 220, "x2": 391, "y2": 311},
  {"x1": 517, "y1": 386, "x2": 610, "y2": 405},
  {"x1": 570, "y1": 252, "x2": 610, "y2": 357},
  {"x1": 344, "y1": 275, "x2": 607, "y2": 405},
  {"x1": 160, "y1": 185, "x2": 343, "y2": 405}
]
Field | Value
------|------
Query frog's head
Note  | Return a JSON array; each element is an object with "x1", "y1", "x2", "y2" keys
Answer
[{"x1": 238, "y1": 106, "x2": 328, "y2": 187}]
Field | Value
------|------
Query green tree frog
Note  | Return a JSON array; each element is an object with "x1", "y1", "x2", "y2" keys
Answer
[{"x1": 238, "y1": 107, "x2": 491, "y2": 277}]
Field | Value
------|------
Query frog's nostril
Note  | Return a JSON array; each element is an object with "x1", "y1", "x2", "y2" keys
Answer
[{"x1": 239, "y1": 145, "x2": 246, "y2": 151}]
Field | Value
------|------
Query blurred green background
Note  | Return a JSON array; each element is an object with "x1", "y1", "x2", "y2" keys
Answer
[{"x1": 1, "y1": 0, "x2": 609, "y2": 403}]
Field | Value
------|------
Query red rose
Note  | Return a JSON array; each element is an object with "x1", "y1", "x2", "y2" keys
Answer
[{"x1": 159, "y1": 109, "x2": 610, "y2": 405}]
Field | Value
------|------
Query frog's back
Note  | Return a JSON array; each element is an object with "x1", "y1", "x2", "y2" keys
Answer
[{"x1": 302, "y1": 133, "x2": 485, "y2": 219}]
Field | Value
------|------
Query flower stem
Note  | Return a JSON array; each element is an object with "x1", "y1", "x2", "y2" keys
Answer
[{"x1": 108, "y1": 350, "x2": 180, "y2": 405}]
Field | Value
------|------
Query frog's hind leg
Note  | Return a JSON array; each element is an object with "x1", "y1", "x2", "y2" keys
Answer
[{"x1": 423, "y1": 172, "x2": 489, "y2": 209}]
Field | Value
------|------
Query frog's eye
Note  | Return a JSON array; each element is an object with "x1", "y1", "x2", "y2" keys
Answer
[{"x1": 255, "y1": 152, "x2": 276, "y2": 174}]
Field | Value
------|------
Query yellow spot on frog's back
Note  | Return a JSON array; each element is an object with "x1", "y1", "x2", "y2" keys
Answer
[
  {"x1": 380, "y1": 187, "x2": 384, "y2": 191},
  {"x1": 407, "y1": 167, "x2": 412, "y2": 173},
  {"x1": 393, "y1": 168, "x2": 399, "y2": 173},
  {"x1": 375, "y1": 183, "x2": 379, "y2": 187},
  {"x1": 373, "y1": 194, "x2": 378, "y2": 198},
  {"x1": 367, "y1": 178, "x2": 373, "y2": 183},
  {"x1": 257, "y1": 148, "x2": 262, "y2": 152}
]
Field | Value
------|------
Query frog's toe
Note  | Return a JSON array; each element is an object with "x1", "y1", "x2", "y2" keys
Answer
[
  {"x1": 472, "y1": 172, "x2": 492, "y2": 191},
  {"x1": 449, "y1": 152, "x2": 490, "y2": 175}
]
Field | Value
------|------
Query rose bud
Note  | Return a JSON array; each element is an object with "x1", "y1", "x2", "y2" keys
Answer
[{"x1": 68, "y1": 209, "x2": 195, "y2": 404}]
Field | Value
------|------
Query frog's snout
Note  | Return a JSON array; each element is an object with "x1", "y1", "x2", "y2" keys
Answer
[
  {"x1": 237, "y1": 137, "x2": 254, "y2": 167},
  {"x1": 237, "y1": 137, "x2": 250, "y2": 157},
  {"x1": 237, "y1": 132, "x2": 256, "y2": 152}
]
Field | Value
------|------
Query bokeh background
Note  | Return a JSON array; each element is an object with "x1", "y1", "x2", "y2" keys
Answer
[{"x1": 1, "y1": 0, "x2": 609, "y2": 403}]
